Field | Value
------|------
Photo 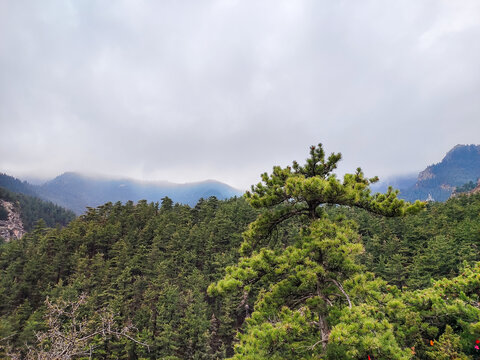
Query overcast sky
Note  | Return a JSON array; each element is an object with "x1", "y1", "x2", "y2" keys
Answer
[{"x1": 1, "y1": 0, "x2": 480, "y2": 190}]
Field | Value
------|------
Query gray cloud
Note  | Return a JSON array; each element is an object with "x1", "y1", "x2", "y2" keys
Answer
[{"x1": 1, "y1": 0, "x2": 480, "y2": 189}]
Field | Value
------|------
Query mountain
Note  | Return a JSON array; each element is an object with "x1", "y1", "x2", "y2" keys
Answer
[
  {"x1": 1, "y1": 172, "x2": 243, "y2": 215},
  {"x1": 450, "y1": 178, "x2": 480, "y2": 198},
  {"x1": 469, "y1": 181, "x2": 480, "y2": 195},
  {"x1": 36, "y1": 172, "x2": 243, "y2": 214},
  {"x1": 396, "y1": 144, "x2": 480, "y2": 202},
  {"x1": 0, "y1": 173, "x2": 38, "y2": 197},
  {"x1": 5, "y1": 166, "x2": 480, "y2": 357},
  {"x1": 0, "y1": 185, "x2": 76, "y2": 241}
]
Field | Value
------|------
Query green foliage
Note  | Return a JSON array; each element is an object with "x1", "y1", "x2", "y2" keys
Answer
[
  {"x1": 424, "y1": 325, "x2": 468, "y2": 360},
  {"x1": 242, "y1": 144, "x2": 423, "y2": 255},
  {"x1": 393, "y1": 262, "x2": 480, "y2": 359},
  {"x1": 0, "y1": 196, "x2": 257, "y2": 359},
  {"x1": 328, "y1": 304, "x2": 412, "y2": 360},
  {"x1": 211, "y1": 144, "x2": 423, "y2": 359},
  {"x1": 340, "y1": 192, "x2": 480, "y2": 290},
  {"x1": 455, "y1": 180, "x2": 478, "y2": 194},
  {"x1": 0, "y1": 186, "x2": 75, "y2": 231},
  {"x1": 4, "y1": 143, "x2": 480, "y2": 359}
]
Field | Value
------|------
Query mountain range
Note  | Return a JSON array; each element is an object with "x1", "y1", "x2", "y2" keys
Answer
[
  {"x1": 2, "y1": 143, "x2": 480, "y2": 216},
  {"x1": 0, "y1": 172, "x2": 242, "y2": 215}
]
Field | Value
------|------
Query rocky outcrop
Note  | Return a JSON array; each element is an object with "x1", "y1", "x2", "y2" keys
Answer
[
  {"x1": 417, "y1": 168, "x2": 435, "y2": 182},
  {"x1": 450, "y1": 179, "x2": 480, "y2": 199},
  {"x1": 398, "y1": 144, "x2": 480, "y2": 202},
  {"x1": 465, "y1": 179, "x2": 480, "y2": 196},
  {"x1": 0, "y1": 200, "x2": 26, "y2": 241}
]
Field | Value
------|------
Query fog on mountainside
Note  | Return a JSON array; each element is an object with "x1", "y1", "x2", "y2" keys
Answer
[
  {"x1": 373, "y1": 144, "x2": 480, "y2": 202},
  {"x1": 3, "y1": 143, "x2": 480, "y2": 215},
  {"x1": 370, "y1": 173, "x2": 418, "y2": 194},
  {"x1": 0, "y1": 172, "x2": 243, "y2": 215}
]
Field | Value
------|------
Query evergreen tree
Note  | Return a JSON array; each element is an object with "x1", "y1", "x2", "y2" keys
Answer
[{"x1": 209, "y1": 144, "x2": 423, "y2": 358}]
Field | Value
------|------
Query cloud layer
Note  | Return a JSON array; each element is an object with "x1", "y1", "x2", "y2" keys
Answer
[{"x1": 1, "y1": 0, "x2": 480, "y2": 189}]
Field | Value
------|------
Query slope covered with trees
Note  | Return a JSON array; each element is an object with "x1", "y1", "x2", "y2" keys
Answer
[
  {"x1": 330, "y1": 191, "x2": 480, "y2": 291},
  {"x1": 0, "y1": 186, "x2": 75, "y2": 238},
  {"x1": 399, "y1": 144, "x2": 480, "y2": 202},
  {"x1": 0, "y1": 196, "x2": 257, "y2": 359},
  {"x1": 2, "y1": 145, "x2": 480, "y2": 359},
  {"x1": 371, "y1": 144, "x2": 480, "y2": 202},
  {"x1": 0, "y1": 174, "x2": 38, "y2": 198}
]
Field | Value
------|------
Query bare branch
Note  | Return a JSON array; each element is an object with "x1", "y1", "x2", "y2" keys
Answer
[
  {"x1": 7, "y1": 294, "x2": 150, "y2": 359},
  {"x1": 0, "y1": 333, "x2": 16, "y2": 343},
  {"x1": 329, "y1": 279, "x2": 352, "y2": 308}
]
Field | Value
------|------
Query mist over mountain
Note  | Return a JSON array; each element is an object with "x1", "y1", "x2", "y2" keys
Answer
[
  {"x1": 0, "y1": 173, "x2": 38, "y2": 197},
  {"x1": 370, "y1": 173, "x2": 418, "y2": 194},
  {"x1": 373, "y1": 144, "x2": 480, "y2": 202},
  {"x1": 0, "y1": 172, "x2": 243, "y2": 215},
  {"x1": 3, "y1": 144, "x2": 480, "y2": 215}
]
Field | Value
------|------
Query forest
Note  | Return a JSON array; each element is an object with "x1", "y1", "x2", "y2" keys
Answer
[
  {"x1": 0, "y1": 187, "x2": 76, "y2": 234},
  {"x1": 1, "y1": 144, "x2": 480, "y2": 359}
]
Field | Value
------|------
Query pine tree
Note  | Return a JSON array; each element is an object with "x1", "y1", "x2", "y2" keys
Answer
[{"x1": 209, "y1": 144, "x2": 423, "y2": 358}]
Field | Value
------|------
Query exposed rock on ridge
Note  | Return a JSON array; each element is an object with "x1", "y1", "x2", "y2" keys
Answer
[
  {"x1": 0, "y1": 199, "x2": 26, "y2": 241},
  {"x1": 451, "y1": 179, "x2": 480, "y2": 198},
  {"x1": 398, "y1": 144, "x2": 480, "y2": 202}
]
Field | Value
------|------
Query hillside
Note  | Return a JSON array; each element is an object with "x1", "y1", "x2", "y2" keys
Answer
[
  {"x1": 4, "y1": 145, "x2": 480, "y2": 360},
  {"x1": 374, "y1": 144, "x2": 480, "y2": 202},
  {"x1": 0, "y1": 186, "x2": 75, "y2": 241},
  {"x1": 0, "y1": 197, "x2": 258, "y2": 358},
  {"x1": 0, "y1": 172, "x2": 243, "y2": 215},
  {"x1": 0, "y1": 173, "x2": 38, "y2": 197},
  {"x1": 4, "y1": 145, "x2": 480, "y2": 358},
  {"x1": 4, "y1": 193, "x2": 480, "y2": 358}
]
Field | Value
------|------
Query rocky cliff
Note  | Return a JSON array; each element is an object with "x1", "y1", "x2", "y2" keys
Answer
[
  {"x1": 0, "y1": 199, "x2": 26, "y2": 241},
  {"x1": 398, "y1": 144, "x2": 480, "y2": 202}
]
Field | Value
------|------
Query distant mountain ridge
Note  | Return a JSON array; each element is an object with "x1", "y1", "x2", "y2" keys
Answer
[
  {"x1": 0, "y1": 172, "x2": 243, "y2": 214},
  {"x1": 4, "y1": 145, "x2": 480, "y2": 212},
  {"x1": 374, "y1": 144, "x2": 480, "y2": 202}
]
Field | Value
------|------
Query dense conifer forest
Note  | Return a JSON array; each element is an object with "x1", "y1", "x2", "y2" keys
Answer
[
  {"x1": 0, "y1": 197, "x2": 257, "y2": 359},
  {"x1": 2, "y1": 145, "x2": 480, "y2": 359},
  {"x1": 0, "y1": 186, "x2": 76, "y2": 235}
]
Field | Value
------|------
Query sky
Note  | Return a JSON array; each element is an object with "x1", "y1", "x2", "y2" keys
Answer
[{"x1": 1, "y1": 0, "x2": 480, "y2": 190}]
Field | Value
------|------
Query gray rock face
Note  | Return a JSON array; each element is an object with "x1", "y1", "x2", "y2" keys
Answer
[{"x1": 0, "y1": 200, "x2": 26, "y2": 241}]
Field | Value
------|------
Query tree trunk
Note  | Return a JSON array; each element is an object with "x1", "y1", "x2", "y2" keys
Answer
[{"x1": 318, "y1": 312, "x2": 330, "y2": 351}]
